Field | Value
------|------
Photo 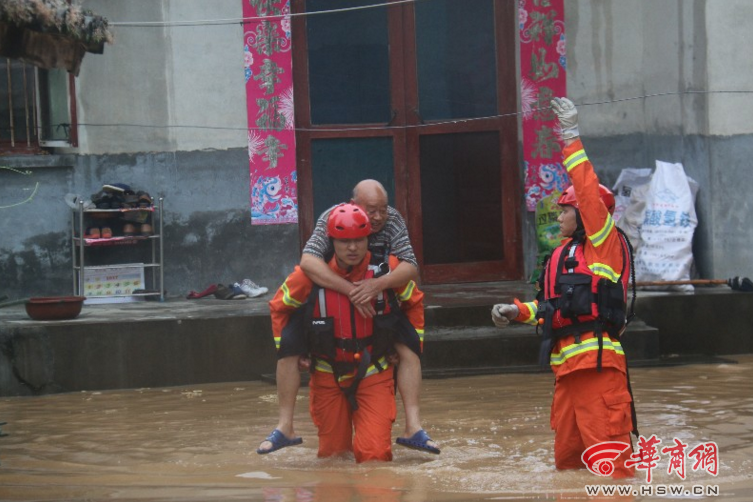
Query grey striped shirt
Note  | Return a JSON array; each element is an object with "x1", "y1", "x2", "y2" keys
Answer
[{"x1": 302, "y1": 205, "x2": 418, "y2": 268}]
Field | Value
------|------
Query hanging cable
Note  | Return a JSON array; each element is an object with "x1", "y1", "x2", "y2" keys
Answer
[
  {"x1": 23, "y1": 89, "x2": 748, "y2": 134},
  {"x1": 110, "y1": 0, "x2": 424, "y2": 27}
]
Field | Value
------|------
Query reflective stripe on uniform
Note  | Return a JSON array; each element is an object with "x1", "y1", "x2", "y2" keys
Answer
[
  {"x1": 564, "y1": 149, "x2": 588, "y2": 172},
  {"x1": 280, "y1": 282, "x2": 304, "y2": 308},
  {"x1": 550, "y1": 337, "x2": 625, "y2": 366},
  {"x1": 274, "y1": 335, "x2": 281, "y2": 350},
  {"x1": 589, "y1": 262, "x2": 620, "y2": 282},
  {"x1": 521, "y1": 301, "x2": 538, "y2": 325},
  {"x1": 314, "y1": 356, "x2": 391, "y2": 381},
  {"x1": 588, "y1": 213, "x2": 615, "y2": 248},
  {"x1": 398, "y1": 280, "x2": 416, "y2": 302},
  {"x1": 415, "y1": 328, "x2": 424, "y2": 344}
]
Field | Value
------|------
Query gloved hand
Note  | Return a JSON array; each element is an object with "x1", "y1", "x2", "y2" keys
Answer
[
  {"x1": 551, "y1": 97, "x2": 580, "y2": 140},
  {"x1": 491, "y1": 303, "x2": 519, "y2": 329}
]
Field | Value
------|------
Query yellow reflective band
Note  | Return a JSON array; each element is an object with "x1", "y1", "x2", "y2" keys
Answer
[
  {"x1": 398, "y1": 281, "x2": 416, "y2": 301},
  {"x1": 588, "y1": 213, "x2": 615, "y2": 248},
  {"x1": 274, "y1": 336, "x2": 281, "y2": 350},
  {"x1": 550, "y1": 338, "x2": 624, "y2": 366},
  {"x1": 589, "y1": 263, "x2": 620, "y2": 282},
  {"x1": 314, "y1": 356, "x2": 391, "y2": 381},
  {"x1": 522, "y1": 301, "x2": 538, "y2": 325},
  {"x1": 564, "y1": 149, "x2": 588, "y2": 172},
  {"x1": 281, "y1": 282, "x2": 303, "y2": 308},
  {"x1": 416, "y1": 328, "x2": 424, "y2": 343}
]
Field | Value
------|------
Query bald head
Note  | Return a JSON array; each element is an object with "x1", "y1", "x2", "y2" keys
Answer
[
  {"x1": 352, "y1": 179, "x2": 388, "y2": 202},
  {"x1": 352, "y1": 179, "x2": 388, "y2": 233}
]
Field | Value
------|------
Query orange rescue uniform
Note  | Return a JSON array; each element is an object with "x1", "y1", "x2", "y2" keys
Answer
[
  {"x1": 269, "y1": 253, "x2": 424, "y2": 462},
  {"x1": 513, "y1": 138, "x2": 635, "y2": 478}
]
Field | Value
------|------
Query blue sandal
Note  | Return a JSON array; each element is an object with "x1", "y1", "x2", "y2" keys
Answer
[
  {"x1": 257, "y1": 429, "x2": 303, "y2": 455},
  {"x1": 396, "y1": 429, "x2": 440, "y2": 454}
]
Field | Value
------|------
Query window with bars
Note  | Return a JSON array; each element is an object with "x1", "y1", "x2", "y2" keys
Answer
[{"x1": 1, "y1": 58, "x2": 76, "y2": 153}]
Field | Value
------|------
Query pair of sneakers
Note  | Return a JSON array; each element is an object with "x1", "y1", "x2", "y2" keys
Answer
[{"x1": 211, "y1": 280, "x2": 269, "y2": 300}]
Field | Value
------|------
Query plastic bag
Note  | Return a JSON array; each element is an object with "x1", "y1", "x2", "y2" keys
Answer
[
  {"x1": 634, "y1": 160, "x2": 698, "y2": 292},
  {"x1": 529, "y1": 191, "x2": 563, "y2": 284}
]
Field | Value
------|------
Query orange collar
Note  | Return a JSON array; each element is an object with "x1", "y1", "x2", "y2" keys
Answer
[{"x1": 328, "y1": 251, "x2": 372, "y2": 282}]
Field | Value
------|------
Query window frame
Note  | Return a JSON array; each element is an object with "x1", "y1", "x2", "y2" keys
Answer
[{"x1": 0, "y1": 59, "x2": 77, "y2": 154}]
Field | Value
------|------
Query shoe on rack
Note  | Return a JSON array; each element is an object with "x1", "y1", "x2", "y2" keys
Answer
[
  {"x1": 102, "y1": 183, "x2": 131, "y2": 193},
  {"x1": 91, "y1": 190, "x2": 112, "y2": 209},
  {"x1": 238, "y1": 279, "x2": 268, "y2": 298},
  {"x1": 85, "y1": 227, "x2": 101, "y2": 239},
  {"x1": 136, "y1": 191, "x2": 153, "y2": 208},
  {"x1": 123, "y1": 223, "x2": 137, "y2": 236},
  {"x1": 123, "y1": 193, "x2": 139, "y2": 208},
  {"x1": 140, "y1": 223, "x2": 153, "y2": 236},
  {"x1": 101, "y1": 226, "x2": 113, "y2": 239}
]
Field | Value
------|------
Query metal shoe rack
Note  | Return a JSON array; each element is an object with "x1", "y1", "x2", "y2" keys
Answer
[{"x1": 71, "y1": 197, "x2": 165, "y2": 302}]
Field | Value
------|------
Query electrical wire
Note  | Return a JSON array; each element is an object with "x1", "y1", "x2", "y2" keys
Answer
[
  {"x1": 1, "y1": 89, "x2": 750, "y2": 136},
  {"x1": 110, "y1": 0, "x2": 424, "y2": 27},
  {"x1": 55, "y1": 89, "x2": 753, "y2": 134}
]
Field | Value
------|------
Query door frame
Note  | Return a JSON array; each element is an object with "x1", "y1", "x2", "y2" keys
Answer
[
  {"x1": 402, "y1": 0, "x2": 522, "y2": 283},
  {"x1": 292, "y1": 0, "x2": 522, "y2": 284}
]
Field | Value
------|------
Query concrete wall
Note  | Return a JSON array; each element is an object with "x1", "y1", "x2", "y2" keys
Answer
[
  {"x1": 2, "y1": 1, "x2": 753, "y2": 300},
  {"x1": 562, "y1": 0, "x2": 753, "y2": 280},
  {"x1": 0, "y1": 1, "x2": 300, "y2": 300},
  {"x1": 75, "y1": 0, "x2": 248, "y2": 153}
]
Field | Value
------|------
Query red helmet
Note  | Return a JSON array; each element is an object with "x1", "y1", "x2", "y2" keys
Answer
[
  {"x1": 557, "y1": 184, "x2": 616, "y2": 215},
  {"x1": 327, "y1": 203, "x2": 372, "y2": 239}
]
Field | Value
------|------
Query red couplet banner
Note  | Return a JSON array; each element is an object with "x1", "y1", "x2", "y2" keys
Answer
[
  {"x1": 518, "y1": 0, "x2": 568, "y2": 211},
  {"x1": 243, "y1": 0, "x2": 298, "y2": 225}
]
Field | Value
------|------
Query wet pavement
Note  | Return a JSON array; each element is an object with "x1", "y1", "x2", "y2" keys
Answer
[{"x1": 1, "y1": 355, "x2": 752, "y2": 501}]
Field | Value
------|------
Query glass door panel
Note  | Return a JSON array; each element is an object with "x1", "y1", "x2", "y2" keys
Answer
[
  {"x1": 419, "y1": 132, "x2": 503, "y2": 265},
  {"x1": 414, "y1": 0, "x2": 497, "y2": 120},
  {"x1": 306, "y1": 0, "x2": 391, "y2": 124},
  {"x1": 311, "y1": 137, "x2": 395, "y2": 217}
]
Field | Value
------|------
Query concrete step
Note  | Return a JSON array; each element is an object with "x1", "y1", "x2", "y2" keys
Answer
[
  {"x1": 6, "y1": 283, "x2": 749, "y2": 397},
  {"x1": 422, "y1": 318, "x2": 661, "y2": 376}
]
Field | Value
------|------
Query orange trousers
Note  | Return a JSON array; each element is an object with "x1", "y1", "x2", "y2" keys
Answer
[
  {"x1": 551, "y1": 367, "x2": 635, "y2": 479},
  {"x1": 309, "y1": 367, "x2": 396, "y2": 463}
]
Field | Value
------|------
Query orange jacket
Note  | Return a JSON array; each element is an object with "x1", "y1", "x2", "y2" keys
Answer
[
  {"x1": 269, "y1": 253, "x2": 424, "y2": 371},
  {"x1": 515, "y1": 138, "x2": 628, "y2": 378}
]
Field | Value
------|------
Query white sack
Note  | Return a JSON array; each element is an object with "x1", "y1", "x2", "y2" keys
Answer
[
  {"x1": 612, "y1": 168, "x2": 653, "y2": 224},
  {"x1": 634, "y1": 160, "x2": 698, "y2": 292},
  {"x1": 617, "y1": 182, "x2": 650, "y2": 250}
]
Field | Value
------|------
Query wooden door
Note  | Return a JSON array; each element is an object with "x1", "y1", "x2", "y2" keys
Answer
[{"x1": 293, "y1": 0, "x2": 522, "y2": 283}]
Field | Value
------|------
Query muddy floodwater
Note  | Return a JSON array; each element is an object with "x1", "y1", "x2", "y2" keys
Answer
[{"x1": 1, "y1": 356, "x2": 752, "y2": 501}]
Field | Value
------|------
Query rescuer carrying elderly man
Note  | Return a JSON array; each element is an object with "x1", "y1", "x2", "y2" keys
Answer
[
  {"x1": 260, "y1": 202, "x2": 427, "y2": 462},
  {"x1": 491, "y1": 97, "x2": 638, "y2": 478},
  {"x1": 257, "y1": 180, "x2": 438, "y2": 456}
]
